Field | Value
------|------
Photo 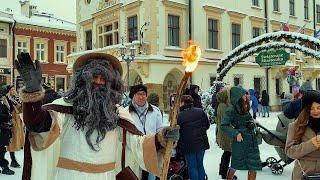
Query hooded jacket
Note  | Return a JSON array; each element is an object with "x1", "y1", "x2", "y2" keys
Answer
[
  {"x1": 249, "y1": 89, "x2": 258, "y2": 113},
  {"x1": 189, "y1": 85, "x2": 202, "y2": 109},
  {"x1": 216, "y1": 89, "x2": 231, "y2": 152},
  {"x1": 221, "y1": 86, "x2": 261, "y2": 171}
]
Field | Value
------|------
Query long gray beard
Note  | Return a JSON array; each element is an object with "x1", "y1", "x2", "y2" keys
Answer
[{"x1": 72, "y1": 87, "x2": 119, "y2": 151}]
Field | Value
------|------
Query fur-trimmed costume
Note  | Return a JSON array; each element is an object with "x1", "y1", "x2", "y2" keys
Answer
[{"x1": 22, "y1": 91, "x2": 163, "y2": 180}]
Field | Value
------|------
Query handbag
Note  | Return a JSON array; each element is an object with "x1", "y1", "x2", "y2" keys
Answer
[
  {"x1": 116, "y1": 129, "x2": 139, "y2": 180},
  {"x1": 297, "y1": 159, "x2": 320, "y2": 180}
]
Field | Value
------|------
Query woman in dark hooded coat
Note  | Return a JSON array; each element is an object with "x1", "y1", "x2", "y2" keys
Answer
[{"x1": 221, "y1": 86, "x2": 261, "y2": 180}]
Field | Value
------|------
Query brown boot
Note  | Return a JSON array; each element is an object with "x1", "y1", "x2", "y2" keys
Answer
[
  {"x1": 226, "y1": 169, "x2": 236, "y2": 180},
  {"x1": 248, "y1": 171, "x2": 256, "y2": 180}
]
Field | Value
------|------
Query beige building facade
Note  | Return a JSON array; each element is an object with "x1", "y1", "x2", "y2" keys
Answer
[{"x1": 70, "y1": 0, "x2": 320, "y2": 111}]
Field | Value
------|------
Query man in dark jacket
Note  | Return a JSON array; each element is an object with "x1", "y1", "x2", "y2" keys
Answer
[
  {"x1": 42, "y1": 83, "x2": 61, "y2": 104},
  {"x1": 0, "y1": 85, "x2": 15, "y2": 175},
  {"x1": 189, "y1": 84, "x2": 202, "y2": 108},
  {"x1": 283, "y1": 81, "x2": 313, "y2": 119},
  {"x1": 177, "y1": 95, "x2": 210, "y2": 180}
]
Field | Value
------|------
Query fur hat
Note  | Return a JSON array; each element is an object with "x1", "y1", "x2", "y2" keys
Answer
[
  {"x1": 302, "y1": 90, "x2": 320, "y2": 109},
  {"x1": 72, "y1": 53, "x2": 122, "y2": 75},
  {"x1": 300, "y1": 80, "x2": 313, "y2": 93},
  {"x1": 129, "y1": 84, "x2": 147, "y2": 99}
]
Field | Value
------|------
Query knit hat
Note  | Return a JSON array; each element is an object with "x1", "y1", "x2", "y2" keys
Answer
[
  {"x1": 300, "y1": 80, "x2": 313, "y2": 93},
  {"x1": 129, "y1": 84, "x2": 148, "y2": 98},
  {"x1": 302, "y1": 90, "x2": 320, "y2": 109}
]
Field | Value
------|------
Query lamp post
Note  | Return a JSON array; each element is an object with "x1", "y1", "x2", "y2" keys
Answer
[{"x1": 119, "y1": 37, "x2": 136, "y2": 89}]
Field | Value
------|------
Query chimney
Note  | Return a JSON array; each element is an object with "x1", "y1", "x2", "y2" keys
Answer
[{"x1": 19, "y1": 0, "x2": 31, "y2": 18}]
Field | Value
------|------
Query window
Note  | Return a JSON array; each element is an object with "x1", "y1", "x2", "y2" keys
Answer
[
  {"x1": 55, "y1": 45, "x2": 65, "y2": 63},
  {"x1": 273, "y1": 0, "x2": 279, "y2": 11},
  {"x1": 85, "y1": 30, "x2": 92, "y2": 50},
  {"x1": 0, "y1": 75, "x2": 6, "y2": 87},
  {"x1": 72, "y1": 46, "x2": 77, "y2": 53},
  {"x1": 208, "y1": 19, "x2": 219, "y2": 49},
  {"x1": 0, "y1": 39, "x2": 7, "y2": 58},
  {"x1": 128, "y1": 15, "x2": 138, "y2": 42},
  {"x1": 317, "y1": 5, "x2": 320, "y2": 23},
  {"x1": 17, "y1": 41, "x2": 27, "y2": 55},
  {"x1": 35, "y1": 43, "x2": 45, "y2": 61},
  {"x1": 55, "y1": 76, "x2": 65, "y2": 93},
  {"x1": 317, "y1": 78, "x2": 320, "y2": 90},
  {"x1": 252, "y1": 27, "x2": 260, "y2": 38},
  {"x1": 252, "y1": 0, "x2": 259, "y2": 6},
  {"x1": 232, "y1": 23, "x2": 241, "y2": 49},
  {"x1": 254, "y1": 77, "x2": 261, "y2": 94},
  {"x1": 168, "y1": 15, "x2": 180, "y2": 46},
  {"x1": 304, "y1": 0, "x2": 309, "y2": 19},
  {"x1": 98, "y1": 21, "x2": 119, "y2": 47},
  {"x1": 276, "y1": 78, "x2": 281, "y2": 95},
  {"x1": 289, "y1": 0, "x2": 295, "y2": 16}
]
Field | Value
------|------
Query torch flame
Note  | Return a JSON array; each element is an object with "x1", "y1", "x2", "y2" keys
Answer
[{"x1": 181, "y1": 41, "x2": 201, "y2": 72}]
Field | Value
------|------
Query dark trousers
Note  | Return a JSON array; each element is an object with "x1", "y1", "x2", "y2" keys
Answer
[
  {"x1": 219, "y1": 151, "x2": 231, "y2": 178},
  {"x1": 141, "y1": 170, "x2": 159, "y2": 180},
  {"x1": 10, "y1": 152, "x2": 15, "y2": 161},
  {"x1": 0, "y1": 145, "x2": 8, "y2": 168}
]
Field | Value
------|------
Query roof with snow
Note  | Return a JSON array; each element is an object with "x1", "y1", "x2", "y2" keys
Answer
[
  {"x1": 1, "y1": 1, "x2": 75, "y2": 32},
  {"x1": 13, "y1": 13, "x2": 76, "y2": 32}
]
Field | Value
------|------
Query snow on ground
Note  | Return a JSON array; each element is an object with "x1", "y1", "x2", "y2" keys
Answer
[{"x1": 1, "y1": 112, "x2": 294, "y2": 180}]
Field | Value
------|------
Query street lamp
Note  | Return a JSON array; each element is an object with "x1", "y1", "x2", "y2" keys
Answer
[{"x1": 119, "y1": 37, "x2": 136, "y2": 89}]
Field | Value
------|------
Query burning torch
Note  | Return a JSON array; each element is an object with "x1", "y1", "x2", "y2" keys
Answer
[{"x1": 160, "y1": 41, "x2": 201, "y2": 180}]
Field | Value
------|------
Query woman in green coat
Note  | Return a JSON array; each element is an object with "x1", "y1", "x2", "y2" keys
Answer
[{"x1": 221, "y1": 86, "x2": 261, "y2": 180}]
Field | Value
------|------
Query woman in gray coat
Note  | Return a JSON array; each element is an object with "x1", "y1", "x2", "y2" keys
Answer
[{"x1": 285, "y1": 90, "x2": 320, "y2": 180}]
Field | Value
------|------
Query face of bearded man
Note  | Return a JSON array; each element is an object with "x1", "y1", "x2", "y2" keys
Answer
[{"x1": 64, "y1": 59, "x2": 124, "y2": 151}]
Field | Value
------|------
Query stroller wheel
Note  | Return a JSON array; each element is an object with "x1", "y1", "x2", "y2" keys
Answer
[
  {"x1": 266, "y1": 157, "x2": 277, "y2": 167},
  {"x1": 271, "y1": 163, "x2": 284, "y2": 175},
  {"x1": 168, "y1": 174, "x2": 183, "y2": 180}
]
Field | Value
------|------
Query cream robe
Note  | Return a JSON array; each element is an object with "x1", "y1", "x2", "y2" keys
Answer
[{"x1": 29, "y1": 98, "x2": 162, "y2": 180}]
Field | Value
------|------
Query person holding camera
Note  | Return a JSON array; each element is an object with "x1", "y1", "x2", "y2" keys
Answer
[
  {"x1": 285, "y1": 90, "x2": 320, "y2": 180},
  {"x1": 221, "y1": 86, "x2": 261, "y2": 180},
  {"x1": 0, "y1": 85, "x2": 15, "y2": 175}
]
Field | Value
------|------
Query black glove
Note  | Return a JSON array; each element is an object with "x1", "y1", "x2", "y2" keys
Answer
[
  {"x1": 156, "y1": 125, "x2": 180, "y2": 148},
  {"x1": 15, "y1": 52, "x2": 42, "y2": 93}
]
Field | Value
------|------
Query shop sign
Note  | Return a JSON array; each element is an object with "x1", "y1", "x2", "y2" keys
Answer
[{"x1": 256, "y1": 49, "x2": 290, "y2": 67}]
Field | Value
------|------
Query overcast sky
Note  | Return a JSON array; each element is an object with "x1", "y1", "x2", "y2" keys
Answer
[{"x1": 0, "y1": 0, "x2": 76, "y2": 23}]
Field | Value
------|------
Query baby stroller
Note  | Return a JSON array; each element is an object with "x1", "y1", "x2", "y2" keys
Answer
[
  {"x1": 167, "y1": 152, "x2": 189, "y2": 180},
  {"x1": 256, "y1": 113, "x2": 295, "y2": 175}
]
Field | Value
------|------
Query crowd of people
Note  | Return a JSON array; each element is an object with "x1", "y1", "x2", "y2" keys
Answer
[{"x1": 1, "y1": 51, "x2": 320, "y2": 180}]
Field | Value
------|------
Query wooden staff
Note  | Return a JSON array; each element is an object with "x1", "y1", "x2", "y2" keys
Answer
[{"x1": 160, "y1": 71, "x2": 192, "y2": 180}]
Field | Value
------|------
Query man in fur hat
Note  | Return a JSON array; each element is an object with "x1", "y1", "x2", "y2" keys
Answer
[
  {"x1": 15, "y1": 52, "x2": 179, "y2": 180},
  {"x1": 127, "y1": 84, "x2": 163, "y2": 180}
]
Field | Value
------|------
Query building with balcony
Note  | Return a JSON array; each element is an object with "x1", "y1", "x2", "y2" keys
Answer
[{"x1": 71, "y1": 0, "x2": 320, "y2": 111}]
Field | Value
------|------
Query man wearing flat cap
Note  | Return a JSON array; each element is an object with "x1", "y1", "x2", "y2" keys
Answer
[
  {"x1": 128, "y1": 84, "x2": 164, "y2": 180},
  {"x1": 15, "y1": 52, "x2": 179, "y2": 180}
]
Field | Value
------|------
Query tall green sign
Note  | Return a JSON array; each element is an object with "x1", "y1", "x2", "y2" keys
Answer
[{"x1": 255, "y1": 49, "x2": 290, "y2": 67}]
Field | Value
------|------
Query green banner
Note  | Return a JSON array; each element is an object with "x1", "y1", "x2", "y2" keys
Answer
[{"x1": 256, "y1": 49, "x2": 290, "y2": 67}]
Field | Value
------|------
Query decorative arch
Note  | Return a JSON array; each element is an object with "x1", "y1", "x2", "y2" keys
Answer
[
  {"x1": 162, "y1": 68, "x2": 184, "y2": 111},
  {"x1": 216, "y1": 31, "x2": 320, "y2": 81}
]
